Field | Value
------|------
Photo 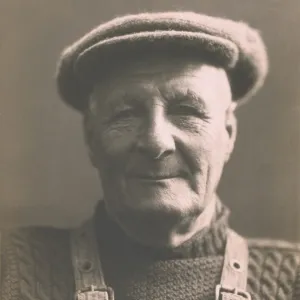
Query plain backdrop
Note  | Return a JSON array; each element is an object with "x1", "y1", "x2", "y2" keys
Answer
[{"x1": 0, "y1": 0, "x2": 299, "y2": 241}]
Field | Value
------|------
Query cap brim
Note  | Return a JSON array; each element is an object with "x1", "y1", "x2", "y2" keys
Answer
[{"x1": 68, "y1": 31, "x2": 239, "y2": 109}]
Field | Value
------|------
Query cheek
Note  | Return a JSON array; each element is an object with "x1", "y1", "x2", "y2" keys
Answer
[
  {"x1": 179, "y1": 122, "x2": 228, "y2": 197},
  {"x1": 91, "y1": 119, "x2": 139, "y2": 166},
  {"x1": 177, "y1": 119, "x2": 227, "y2": 171}
]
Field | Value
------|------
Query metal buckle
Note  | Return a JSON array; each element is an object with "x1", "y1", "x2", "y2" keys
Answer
[
  {"x1": 75, "y1": 285, "x2": 114, "y2": 300},
  {"x1": 216, "y1": 284, "x2": 251, "y2": 300}
]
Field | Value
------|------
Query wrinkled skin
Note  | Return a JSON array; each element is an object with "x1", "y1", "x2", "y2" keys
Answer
[{"x1": 84, "y1": 58, "x2": 237, "y2": 248}]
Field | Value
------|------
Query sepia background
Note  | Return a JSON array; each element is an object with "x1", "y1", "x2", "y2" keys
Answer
[{"x1": 1, "y1": 0, "x2": 299, "y2": 241}]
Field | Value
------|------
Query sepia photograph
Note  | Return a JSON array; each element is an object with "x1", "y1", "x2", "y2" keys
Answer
[{"x1": 0, "y1": 1, "x2": 299, "y2": 299}]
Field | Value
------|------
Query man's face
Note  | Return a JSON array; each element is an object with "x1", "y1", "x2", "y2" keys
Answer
[{"x1": 85, "y1": 58, "x2": 236, "y2": 247}]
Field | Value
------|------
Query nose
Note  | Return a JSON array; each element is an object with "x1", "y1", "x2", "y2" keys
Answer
[{"x1": 136, "y1": 110, "x2": 176, "y2": 160}]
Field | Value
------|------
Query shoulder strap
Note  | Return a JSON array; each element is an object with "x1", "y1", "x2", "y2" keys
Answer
[
  {"x1": 216, "y1": 229, "x2": 251, "y2": 300},
  {"x1": 71, "y1": 220, "x2": 114, "y2": 300},
  {"x1": 71, "y1": 221, "x2": 250, "y2": 300},
  {"x1": 0, "y1": 232, "x2": 1, "y2": 287}
]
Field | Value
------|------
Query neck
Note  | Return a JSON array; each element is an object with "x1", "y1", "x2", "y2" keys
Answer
[
  {"x1": 106, "y1": 195, "x2": 218, "y2": 249},
  {"x1": 94, "y1": 196, "x2": 229, "y2": 260},
  {"x1": 159, "y1": 196, "x2": 217, "y2": 248}
]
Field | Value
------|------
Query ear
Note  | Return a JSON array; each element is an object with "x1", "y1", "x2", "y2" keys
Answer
[
  {"x1": 82, "y1": 113, "x2": 97, "y2": 167},
  {"x1": 224, "y1": 103, "x2": 238, "y2": 163}
]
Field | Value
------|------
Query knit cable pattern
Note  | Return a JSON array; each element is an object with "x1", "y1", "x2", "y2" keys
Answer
[
  {"x1": 248, "y1": 240, "x2": 300, "y2": 300},
  {"x1": 292, "y1": 263, "x2": 300, "y2": 300},
  {"x1": 1, "y1": 203, "x2": 300, "y2": 300},
  {"x1": 1, "y1": 228, "x2": 75, "y2": 300}
]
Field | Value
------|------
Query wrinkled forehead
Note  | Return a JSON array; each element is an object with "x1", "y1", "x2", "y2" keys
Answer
[
  {"x1": 94, "y1": 57, "x2": 230, "y2": 92},
  {"x1": 90, "y1": 56, "x2": 233, "y2": 109}
]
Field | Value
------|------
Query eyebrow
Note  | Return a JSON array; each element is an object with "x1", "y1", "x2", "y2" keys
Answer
[
  {"x1": 166, "y1": 88, "x2": 208, "y2": 110},
  {"x1": 102, "y1": 89, "x2": 146, "y2": 113},
  {"x1": 99, "y1": 86, "x2": 208, "y2": 112}
]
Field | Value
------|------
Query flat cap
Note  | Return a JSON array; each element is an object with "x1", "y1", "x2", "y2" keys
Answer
[{"x1": 56, "y1": 11, "x2": 269, "y2": 112}]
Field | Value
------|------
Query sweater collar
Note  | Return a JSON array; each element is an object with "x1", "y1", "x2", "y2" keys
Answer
[{"x1": 94, "y1": 196, "x2": 230, "y2": 260}]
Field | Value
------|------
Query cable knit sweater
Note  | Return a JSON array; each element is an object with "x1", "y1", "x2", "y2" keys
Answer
[{"x1": 1, "y1": 201, "x2": 300, "y2": 300}]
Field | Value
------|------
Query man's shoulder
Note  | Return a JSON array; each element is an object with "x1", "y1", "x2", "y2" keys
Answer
[
  {"x1": 247, "y1": 237, "x2": 300, "y2": 290},
  {"x1": 1, "y1": 225, "x2": 73, "y2": 271},
  {"x1": 244, "y1": 237, "x2": 300, "y2": 300},
  {"x1": 1, "y1": 225, "x2": 70, "y2": 234},
  {"x1": 1, "y1": 225, "x2": 71, "y2": 247},
  {"x1": 247, "y1": 236, "x2": 300, "y2": 268},
  {"x1": 0, "y1": 226, "x2": 75, "y2": 300},
  {"x1": 0, "y1": 225, "x2": 73, "y2": 267},
  {"x1": 247, "y1": 237, "x2": 300, "y2": 252}
]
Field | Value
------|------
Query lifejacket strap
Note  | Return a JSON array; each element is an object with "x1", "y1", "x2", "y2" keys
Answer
[
  {"x1": 71, "y1": 220, "x2": 250, "y2": 300},
  {"x1": 71, "y1": 220, "x2": 114, "y2": 300},
  {"x1": 216, "y1": 229, "x2": 251, "y2": 300},
  {"x1": 0, "y1": 232, "x2": 2, "y2": 289}
]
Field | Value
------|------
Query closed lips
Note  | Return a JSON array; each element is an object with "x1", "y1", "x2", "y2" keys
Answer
[
  {"x1": 128, "y1": 172, "x2": 187, "y2": 180},
  {"x1": 131, "y1": 175, "x2": 179, "y2": 179}
]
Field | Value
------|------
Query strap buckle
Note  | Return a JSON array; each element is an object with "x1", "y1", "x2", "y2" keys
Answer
[
  {"x1": 216, "y1": 284, "x2": 251, "y2": 300},
  {"x1": 75, "y1": 285, "x2": 114, "y2": 300}
]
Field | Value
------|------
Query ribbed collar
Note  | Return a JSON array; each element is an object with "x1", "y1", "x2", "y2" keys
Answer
[{"x1": 94, "y1": 196, "x2": 230, "y2": 261}]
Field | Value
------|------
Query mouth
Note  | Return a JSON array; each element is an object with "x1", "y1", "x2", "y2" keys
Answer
[
  {"x1": 130, "y1": 175, "x2": 179, "y2": 181},
  {"x1": 127, "y1": 172, "x2": 187, "y2": 181}
]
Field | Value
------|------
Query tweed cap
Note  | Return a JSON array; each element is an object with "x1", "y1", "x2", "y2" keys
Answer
[{"x1": 56, "y1": 11, "x2": 269, "y2": 112}]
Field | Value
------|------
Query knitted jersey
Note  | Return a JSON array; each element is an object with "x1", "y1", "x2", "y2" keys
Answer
[{"x1": 1, "y1": 202, "x2": 300, "y2": 300}]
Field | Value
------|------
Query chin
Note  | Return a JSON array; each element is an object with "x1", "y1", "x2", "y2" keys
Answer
[
  {"x1": 124, "y1": 177, "x2": 205, "y2": 212},
  {"x1": 104, "y1": 192, "x2": 205, "y2": 247}
]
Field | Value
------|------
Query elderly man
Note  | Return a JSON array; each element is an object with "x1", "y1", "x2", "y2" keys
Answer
[{"x1": 1, "y1": 11, "x2": 299, "y2": 300}]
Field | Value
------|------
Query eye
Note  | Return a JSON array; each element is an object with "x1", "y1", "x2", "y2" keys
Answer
[
  {"x1": 169, "y1": 105, "x2": 204, "y2": 118},
  {"x1": 111, "y1": 108, "x2": 138, "y2": 121}
]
